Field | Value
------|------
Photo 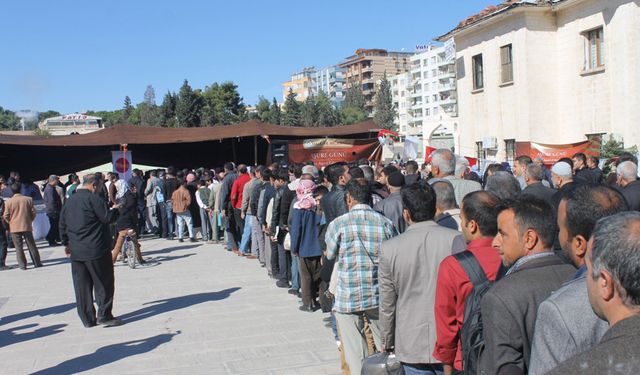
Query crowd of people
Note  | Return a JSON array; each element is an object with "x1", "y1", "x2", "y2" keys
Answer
[{"x1": 1, "y1": 147, "x2": 639, "y2": 374}]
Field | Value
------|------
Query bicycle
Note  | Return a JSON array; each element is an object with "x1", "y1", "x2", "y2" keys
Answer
[{"x1": 122, "y1": 229, "x2": 137, "y2": 269}]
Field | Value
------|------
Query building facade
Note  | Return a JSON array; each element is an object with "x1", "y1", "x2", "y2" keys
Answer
[
  {"x1": 339, "y1": 49, "x2": 414, "y2": 114},
  {"x1": 282, "y1": 67, "x2": 316, "y2": 102},
  {"x1": 438, "y1": 0, "x2": 640, "y2": 161},
  {"x1": 311, "y1": 66, "x2": 346, "y2": 108}
]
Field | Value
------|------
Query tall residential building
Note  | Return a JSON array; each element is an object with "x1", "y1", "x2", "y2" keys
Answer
[
  {"x1": 437, "y1": 0, "x2": 640, "y2": 162},
  {"x1": 391, "y1": 44, "x2": 459, "y2": 150},
  {"x1": 311, "y1": 66, "x2": 346, "y2": 108},
  {"x1": 282, "y1": 67, "x2": 316, "y2": 102},
  {"x1": 389, "y1": 72, "x2": 412, "y2": 135},
  {"x1": 339, "y1": 49, "x2": 414, "y2": 114}
]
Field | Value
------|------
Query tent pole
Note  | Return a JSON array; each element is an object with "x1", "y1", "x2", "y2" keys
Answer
[
  {"x1": 232, "y1": 138, "x2": 237, "y2": 162},
  {"x1": 254, "y1": 136, "x2": 258, "y2": 165}
]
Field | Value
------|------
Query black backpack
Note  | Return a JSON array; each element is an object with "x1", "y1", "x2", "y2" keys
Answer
[{"x1": 453, "y1": 251, "x2": 505, "y2": 375}]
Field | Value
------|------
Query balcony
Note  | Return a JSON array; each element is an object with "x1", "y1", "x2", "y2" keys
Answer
[
  {"x1": 439, "y1": 96, "x2": 457, "y2": 107},
  {"x1": 438, "y1": 81, "x2": 456, "y2": 93},
  {"x1": 438, "y1": 68, "x2": 455, "y2": 80}
]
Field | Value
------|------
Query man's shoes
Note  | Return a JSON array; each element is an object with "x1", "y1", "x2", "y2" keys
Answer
[
  {"x1": 288, "y1": 288, "x2": 298, "y2": 295},
  {"x1": 276, "y1": 280, "x2": 289, "y2": 288},
  {"x1": 0, "y1": 265, "x2": 11, "y2": 271},
  {"x1": 178, "y1": 238, "x2": 184, "y2": 243},
  {"x1": 34, "y1": 263, "x2": 43, "y2": 268},
  {"x1": 189, "y1": 238, "x2": 197, "y2": 243},
  {"x1": 299, "y1": 305, "x2": 315, "y2": 313},
  {"x1": 97, "y1": 318, "x2": 122, "y2": 327}
]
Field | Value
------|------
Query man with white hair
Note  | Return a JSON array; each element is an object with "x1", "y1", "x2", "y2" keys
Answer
[
  {"x1": 429, "y1": 148, "x2": 481, "y2": 206},
  {"x1": 616, "y1": 161, "x2": 640, "y2": 210}
]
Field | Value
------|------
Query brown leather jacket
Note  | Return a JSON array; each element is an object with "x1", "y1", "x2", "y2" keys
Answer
[{"x1": 171, "y1": 186, "x2": 191, "y2": 214}]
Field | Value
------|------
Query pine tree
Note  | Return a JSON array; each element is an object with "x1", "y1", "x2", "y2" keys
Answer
[
  {"x1": 140, "y1": 85, "x2": 159, "y2": 125},
  {"x1": 175, "y1": 79, "x2": 202, "y2": 127},
  {"x1": 340, "y1": 84, "x2": 366, "y2": 124},
  {"x1": 301, "y1": 95, "x2": 317, "y2": 127},
  {"x1": 282, "y1": 89, "x2": 301, "y2": 126},
  {"x1": 159, "y1": 91, "x2": 178, "y2": 127},
  {"x1": 315, "y1": 91, "x2": 339, "y2": 127},
  {"x1": 122, "y1": 96, "x2": 134, "y2": 123},
  {"x1": 268, "y1": 97, "x2": 281, "y2": 125},
  {"x1": 373, "y1": 73, "x2": 397, "y2": 130}
]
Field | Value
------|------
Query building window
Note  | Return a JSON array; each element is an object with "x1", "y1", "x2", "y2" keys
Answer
[
  {"x1": 433, "y1": 107, "x2": 439, "y2": 115},
  {"x1": 583, "y1": 27, "x2": 604, "y2": 70},
  {"x1": 425, "y1": 108, "x2": 430, "y2": 117},
  {"x1": 505, "y1": 139, "x2": 516, "y2": 165},
  {"x1": 500, "y1": 44, "x2": 513, "y2": 83},
  {"x1": 472, "y1": 54, "x2": 484, "y2": 90}
]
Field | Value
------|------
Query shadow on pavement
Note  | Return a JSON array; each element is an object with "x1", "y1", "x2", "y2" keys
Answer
[
  {"x1": 119, "y1": 288, "x2": 241, "y2": 324},
  {"x1": 31, "y1": 331, "x2": 180, "y2": 374},
  {"x1": 0, "y1": 302, "x2": 76, "y2": 326},
  {"x1": 0, "y1": 323, "x2": 67, "y2": 348},
  {"x1": 143, "y1": 244, "x2": 201, "y2": 256},
  {"x1": 150, "y1": 253, "x2": 196, "y2": 263}
]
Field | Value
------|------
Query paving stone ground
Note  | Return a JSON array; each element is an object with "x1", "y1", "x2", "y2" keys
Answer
[{"x1": 0, "y1": 237, "x2": 340, "y2": 374}]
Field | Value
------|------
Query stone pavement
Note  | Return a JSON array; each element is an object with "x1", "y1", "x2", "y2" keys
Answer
[{"x1": 0, "y1": 237, "x2": 341, "y2": 374}]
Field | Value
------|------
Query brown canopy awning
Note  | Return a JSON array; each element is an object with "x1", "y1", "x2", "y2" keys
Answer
[{"x1": 0, "y1": 120, "x2": 381, "y2": 180}]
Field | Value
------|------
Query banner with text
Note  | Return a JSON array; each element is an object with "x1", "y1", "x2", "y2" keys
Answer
[
  {"x1": 515, "y1": 140, "x2": 599, "y2": 164},
  {"x1": 287, "y1": 138, "x2": 381, "y2": 168}
]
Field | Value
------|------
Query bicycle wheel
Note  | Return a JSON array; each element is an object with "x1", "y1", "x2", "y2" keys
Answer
[{"x1": 125, "y1": 239, "x2": 136, "y2": 269}]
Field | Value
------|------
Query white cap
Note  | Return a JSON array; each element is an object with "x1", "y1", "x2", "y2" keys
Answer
[{"x1": 551, "y1": 161, "x2": 572, "y2": 177}]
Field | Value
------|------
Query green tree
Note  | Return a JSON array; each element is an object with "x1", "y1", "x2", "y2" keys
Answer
[
  {"x1": 601, "y1": 135, "x2": 625, "y2": 159},
  {"x1": 301, "y1": 95, "x2": 317, "y2": 127},
  {"x1": 373, "y1": 73, "x2": 397, "y2": 130},
  {"x1": 343, "y1": 84, "x2": 366, "y2": 112},
  {"x1": 268, "y1": 97, "x2": 281, "y2": 125},
  {"x1": 315, "y1": 91, "x2": 339, "y2": 127},
  {"x1": 256, "y1": 96, "x2": 271, "y2": 122},
  {"x1": 159, "y1": 91, "x2": 178, "y2": 127},
  {"x1": 140, "y1": 85, "x2": 160, "y2": 125},
  {"x1": 340, "y1": 106, "x2": 365, "y2": 125},
  {"x1": 0, "y1": 107, "x2": 20, "y2": 130},
  {"x1": 175, "y1": 79, "x2": 202, "y2": 127},
  {"x1": 201, "y1": 81, "x2": 246, "y2": 125},
  {"x1": 122, "y1": 96, "x2": 134, "y2": 123},
  {"x1": 282, "y1": 89, "x2": 301, "y2": 126},
  {"x1": 37, "y1": 110, "x2": 61, "y2": 123}
]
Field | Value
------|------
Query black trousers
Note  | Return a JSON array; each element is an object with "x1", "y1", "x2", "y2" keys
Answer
[
  {"x1": 233, "y1": 208, "x2": 245, "y2": 245},
  {"x1": 0, "y1": 225, "x2": 7, "y2": 266},
  {"x1": 46, "y1": 213, "x2": 61, "y2": 244},
  {"x1": 137, "y1": 203, "x2": 146, "y2": 234},
  {"x1": 71, "y1": 252, "x2": 115, "y2": 327},
  {"x1": 157, "y1": 202, "x2": 168, "y2": 238},
  {"x1": 298, "y1": 256, "x2": 322, "y2": 307}
]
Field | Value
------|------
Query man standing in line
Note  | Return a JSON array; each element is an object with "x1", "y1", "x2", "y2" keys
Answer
[
  {"x1": 163, "y1": 168, "x2": 180, "y2": 240},
  {"x1": 59, "y1": 174, "x2": 121, "y2": 328},
  {"x1": 379, "y1": 183, "x2": 465, "y2": 375},
  {"x1": 219, "y1": 162, "x2": 238, "y2": 251},
  {"x1": 546, "y1": 211, "x2": 640, "y2": 374},
  {"x1": 240, "y1": 166, "x2": 262, "y2": 257},
  {"x1": 480, "y1": 197, "x2": 575, "y2": 374},
  {"x1": 429, "y1": 149, "x2": 481, "y2": 206},
  {"x1": 433, "y1": 191, "x2": 503, "y2": 374},
  {"x1": 0, "y1": 194, "x2": 8, "y2": 270},
  {"x1": 44, "y1": 174, "x2": 62, "y2": 246},
  {"x1": 528, "y1": 185, "x2": 628, "y2": 374},
  {"x1": 3, "y1": 182, "x2": 42, "y2": 269},
  {"x1": 128, "y1": 168, "x2": 146, "y2": 235},
  {"x1": 522, "y1": 163, "x2": 556, "y2": 207},
  {"x1": 615, "y1": 161, "x2": 640, "y2": 211},
  {"x1": 325, "y1": 179, "x2": 396, "y2": 375},
  {"x1": 512, "y1": 155, "x2": 533, "y2": 190},
  {"x1": 373, "y1": 171, "x2": 407, "y2": 234}
]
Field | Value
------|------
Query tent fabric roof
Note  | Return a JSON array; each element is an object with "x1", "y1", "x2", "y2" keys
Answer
[{"x1": 0, "y1": 120, "x2": 381, "y2": 146}]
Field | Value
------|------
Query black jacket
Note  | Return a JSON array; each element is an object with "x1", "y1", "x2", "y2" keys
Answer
[
  {"x1": 621, "y1": 180, "x2": 640, "y2": 211},
  {"x1": 59, "y1": 189, "x2": 119, "y2": 261},
  {"x1": 44, "y1": 183, "x2": 62, "y2": 216},
  {"x1": 480, "y1": 255, "x2": 576, "y2": 375},
  {"x1": 164, "y1": 177, "x2": 180, "y2": 201},
  {"x1": 128, "y1": 175, "x2": 146, "y2": 206},
  {"x1": 249, "y1": 181, "x2": 266, "y2": 217},
  {"x1": 279, "y1": 183, "x2": 296, "y2": 229},
  {"x1": 320, "y1": 185, "x2": 347, "y2": 224},
  {"x1": 115, "y1": 191, "x2": 138, "y2": 232}
]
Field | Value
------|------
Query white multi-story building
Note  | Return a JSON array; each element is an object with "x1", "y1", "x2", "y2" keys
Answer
[
  {"x1": 391, "y1": 44, "x2": 459, "y2": 151},
  {"x1": 437, "y1": 0, "x2": 640, "y2": 162},
  {"x1": 311, "y1": 66, "x2": 345, "y2": 108}
]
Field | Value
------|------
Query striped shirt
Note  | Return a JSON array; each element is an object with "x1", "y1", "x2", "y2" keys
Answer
[{"x1": 325, "y1": 204, "x2": 397, "y2": 313}]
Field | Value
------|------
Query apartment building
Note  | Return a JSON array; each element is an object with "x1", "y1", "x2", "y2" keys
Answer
[
  {"x1": 438, "y1": 0, "x2": 640, "y2": 161},
  {"x1": 391, "y1": 44, "x2": 459, "y2": 150},
  {"x1": 311, "y1": 66, "x2": 346, "y2": 108},
  {"x1": 282, "y1": 67, "x2": 316, "y2": 102},
  {"x1": 339, "y1": 49, "x2": 414, "y2": 114}
]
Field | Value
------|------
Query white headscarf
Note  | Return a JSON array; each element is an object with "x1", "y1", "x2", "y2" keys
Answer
[{"x1": 114, "y1": 180, "x2": 129, "y2": 202}]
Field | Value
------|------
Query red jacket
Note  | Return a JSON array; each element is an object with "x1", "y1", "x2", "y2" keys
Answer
[
  {"x1": 230, "y1": 173, "x2": 251, "y2": 209},
  {"x1": 433, "y1": 237, "x2": 502, "y2": 371}
]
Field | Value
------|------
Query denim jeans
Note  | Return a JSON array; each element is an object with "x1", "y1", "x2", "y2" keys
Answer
[
  {"x1": 290, "y1": 252, "x2": 300, "y2": 290},
  {"x1": 175, "y1": 212, "x2": 193, "y2": 239},
  {"x1": 402, "y1": 363, "x2": 444, "y2": 375},
  {"x1": 164, "y1": 201, "x2": 175, "y2": 238},
  {"x1": 199, "y1": 208, "x2": 211, "y2": 241},
  {"x1": 239, "y1": 214, "x2": 253, "y2": 253}
]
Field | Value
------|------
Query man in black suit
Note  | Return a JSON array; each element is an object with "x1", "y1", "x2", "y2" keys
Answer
[
  {"x1": 480, "y1": 196, "x2": 575, "y2": 375},
  {"x1": 521, "y1": 163, "x2": 556, "y2": 207},
  {"x1": 547, "y1": 211, "x2": 640, "y2": 374}
]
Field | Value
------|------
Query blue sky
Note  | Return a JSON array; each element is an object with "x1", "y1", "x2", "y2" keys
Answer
[{"x1": 0, "y1": 0, "x2": 492, "y2": 114}]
